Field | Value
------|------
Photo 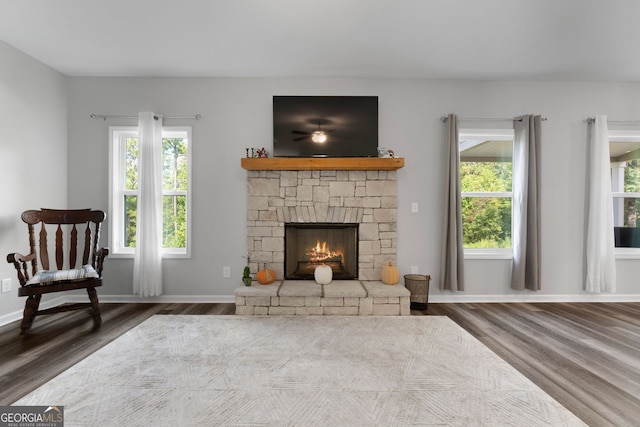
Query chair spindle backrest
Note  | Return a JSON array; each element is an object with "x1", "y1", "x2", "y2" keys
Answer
[{"x1": 22, "y1": 209, "x2": 106, "y2": 274}]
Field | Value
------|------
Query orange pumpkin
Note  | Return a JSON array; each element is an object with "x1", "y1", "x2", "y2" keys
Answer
[
  {"x1": 257, "y1": 268, "x2": 276, "y2": 285},
  {"x1": 381, "y1": 262, "x2": 400, "y2": 285}
]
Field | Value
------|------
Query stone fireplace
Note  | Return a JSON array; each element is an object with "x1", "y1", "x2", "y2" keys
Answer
[
  {"x1": 236, "y1": 157, "x2": 409, "y2": 316},
  {"x1": 246, "y1": 169, "x2": 398, "y2": 280}
]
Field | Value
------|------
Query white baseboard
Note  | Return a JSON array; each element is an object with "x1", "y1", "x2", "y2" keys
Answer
[{"x1": 428, "y1": 294, "x2": 640, "y2": 303}]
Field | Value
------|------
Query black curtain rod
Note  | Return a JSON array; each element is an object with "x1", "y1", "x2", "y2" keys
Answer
[
  {"x1": 90, "y1": 114, "x2": 201, "y2": 121},
  {"x1": 586, "y1": 117, "x2": 640, "y2": 124},
  {"x1": 441, "y1": 116, "x2": 547, "y2": 123}
]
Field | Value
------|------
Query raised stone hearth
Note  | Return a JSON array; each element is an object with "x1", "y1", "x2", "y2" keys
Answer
[{"x1": 235, "y1": 281, "x2": 410, "y2": 316}]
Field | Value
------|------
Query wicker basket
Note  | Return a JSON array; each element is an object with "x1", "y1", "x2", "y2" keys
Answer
[{"x1": 404, "y1": 274, "x2": 430, "y2": 310}]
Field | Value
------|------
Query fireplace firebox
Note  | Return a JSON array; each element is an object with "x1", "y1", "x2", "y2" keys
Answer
[{"x1": 284, "y1": 223, "x2": 358, "y2": 280}]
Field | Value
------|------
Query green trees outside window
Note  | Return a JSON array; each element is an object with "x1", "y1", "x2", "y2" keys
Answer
[
  {"x1": 461, "y1": 161, "x2": 512, "y2": 248},
  {"x1": 458, "y1": 132, "x2": 514, "y2": 250},
  {"x1": 621, "y1": 159, "x2": 639, "y2": 227},
  {"x1": 123, "y1": 137, "x2": 188, "y2": 249}
]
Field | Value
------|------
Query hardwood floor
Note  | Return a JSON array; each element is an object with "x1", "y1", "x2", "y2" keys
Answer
[
  {"x1": 1, "y1": 302, "x2": 639, "y2": 426},
  {"x1": 427, "y1": 302, "x2": 640, "y2": 427}
]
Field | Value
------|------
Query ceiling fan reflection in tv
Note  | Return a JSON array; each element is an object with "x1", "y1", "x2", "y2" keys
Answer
[{"x1": 291, "y1": 120, "x2": 351, "y2": 144}]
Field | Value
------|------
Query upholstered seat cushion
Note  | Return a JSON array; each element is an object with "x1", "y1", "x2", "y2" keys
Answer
[{"x1": 25, "y1": 265, "x2": 99, "y2": 286}]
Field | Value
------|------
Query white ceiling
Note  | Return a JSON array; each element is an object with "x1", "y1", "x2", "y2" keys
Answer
[{"x1": 2, "y1": 0, "x2": 640, "y2": 81}]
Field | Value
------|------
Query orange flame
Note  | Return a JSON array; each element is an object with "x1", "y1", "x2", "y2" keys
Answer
[{"x1": 306, "y1": 240, "x2": 343, "y2": 262}]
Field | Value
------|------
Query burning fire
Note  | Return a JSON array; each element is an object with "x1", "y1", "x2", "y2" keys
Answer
[{"x1": 306, "y1": 241, "x2": 343, "y2": 263}]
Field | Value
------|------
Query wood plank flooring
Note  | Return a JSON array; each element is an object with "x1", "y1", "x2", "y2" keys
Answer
[
  {"x1": 427, "y1": 303, "x2": 640, "y2": 427},
  {"x1": 1, "y1": 302, "x2": 639, "y2": 426}
]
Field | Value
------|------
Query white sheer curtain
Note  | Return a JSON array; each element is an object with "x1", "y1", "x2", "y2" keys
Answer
[
  {"x1": 439, "y1": 113, "x2": 464, "y2": 291},
  {"x1": 511, "y1": 115, "x2": 542, "y2": 291},
  {"x1": 133, "y1": 112, "x2": 163, "y2": 297},
  {"x1": 586, "y1": 115, "x2": 616, "y2": 293}
]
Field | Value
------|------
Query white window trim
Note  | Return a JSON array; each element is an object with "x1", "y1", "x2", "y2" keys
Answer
[
  {"x1": 612, "y1": 192, "x2": 640, "y2": 199},
  {"x1": 464, "y1": 248, "x2": 513, "y2": 260},
  {"x1": 109, "y1": 126, "x2": 192, "y2": 259},
  {"x1": 460, "y1": 128, "x2": 515, "y2": 260},
  {"x1": 615, "y1": 248, "x2": 640, "y2": 259},
  {"x1": 462, "y1": 191, "x2": 513, "y2": 198},
  {"x1": 609, "y1": 130, "x2": 640, "y2": 259}
]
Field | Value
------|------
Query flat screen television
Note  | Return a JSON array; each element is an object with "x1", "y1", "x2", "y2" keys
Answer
[{"x1": 273, "y1": 96, "x2": 378, "y2": 157}]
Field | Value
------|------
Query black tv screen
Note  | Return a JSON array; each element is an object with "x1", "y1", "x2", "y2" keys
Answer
[{"x1": 273, "y1": 96, "x2": 378, "y2": 157}]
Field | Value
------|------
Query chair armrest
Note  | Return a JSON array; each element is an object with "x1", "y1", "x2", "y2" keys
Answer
[
  {"x1": 95, "y1": 247, "x2": 109, "y2": 276},
  {"x1": 7, "y1": 252, "x2": 36, "y2": 263},
  {"x1": 6, "y1": 252, "x2": 36, "y2": 286},
  {"x1": 98, "y1": 247, "x2": 110, "y2": 258}
]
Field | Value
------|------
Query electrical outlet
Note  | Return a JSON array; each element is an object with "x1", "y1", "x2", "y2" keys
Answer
[
  {"x1": 411, "y1": 266, "x2": 419, "y2": 274},
  {"x1": 411, "y1": 202, "x2": 419, "y2": 213},
  {"x1": 1, "y1": 278, "x2": 11, "y2": 293},
  {"x1": 223, "y1": 266, "x2": 231, "y2": 278}
]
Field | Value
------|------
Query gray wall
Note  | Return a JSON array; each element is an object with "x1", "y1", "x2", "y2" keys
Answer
[
  {"x1": 0, "y1": 40, "x2": 68, "y2": 321},
  {"x1": 67, "y1": 77, "x2": 640, "y2": 301}
]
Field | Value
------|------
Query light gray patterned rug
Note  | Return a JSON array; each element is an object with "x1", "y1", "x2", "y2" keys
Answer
[{"x1": 15, "y1": 315, "x2": 585, "y2": 426}]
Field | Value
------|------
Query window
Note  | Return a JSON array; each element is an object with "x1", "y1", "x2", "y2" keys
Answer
[
  {"x1": 109, "y1": 126, "x2": 192, "y2": 257},
  {"x1": 459, "y1": 129, "x2": 514, "y2": 258},
  {"x1": 609, "y1": 130, "x2": 640, "y2": 252}
]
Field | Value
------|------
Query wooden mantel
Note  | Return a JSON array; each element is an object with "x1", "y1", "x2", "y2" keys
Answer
[{"x1": 241, "y1": 157, "x2": 404, "y2": 171}]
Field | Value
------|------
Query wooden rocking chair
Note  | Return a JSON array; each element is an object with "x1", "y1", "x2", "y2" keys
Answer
[{"x1": 6, "y1": 209, "x2": 109, "y2": 336}]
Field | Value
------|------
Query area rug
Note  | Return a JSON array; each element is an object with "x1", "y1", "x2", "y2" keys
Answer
[{"x1": 14, "y1": 315, "x2": 585, "y2": 426}]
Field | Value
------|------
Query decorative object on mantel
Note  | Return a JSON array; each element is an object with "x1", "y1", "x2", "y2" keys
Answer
[
  {"x1": 377, "y1": 147, "x2": 395, "y2": 158},
  {"x1": 245, "y1": 148, "x2": 269, "y2": 158},
  {"x1": 257, "y1": 267, "x2": 276, "y2": 285},
  {"x1": 240, "y1": 157, "x2": 404, "y2": 171},
  {"x1": 313, "y1": 264, "x2": 333, "y2": 285},
  {"x1": 381, "y1": 262, "x2": 400, "y2": 285},
  {"x1": 242, "y1": 266, "x2": 252, "y2": 286}
]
